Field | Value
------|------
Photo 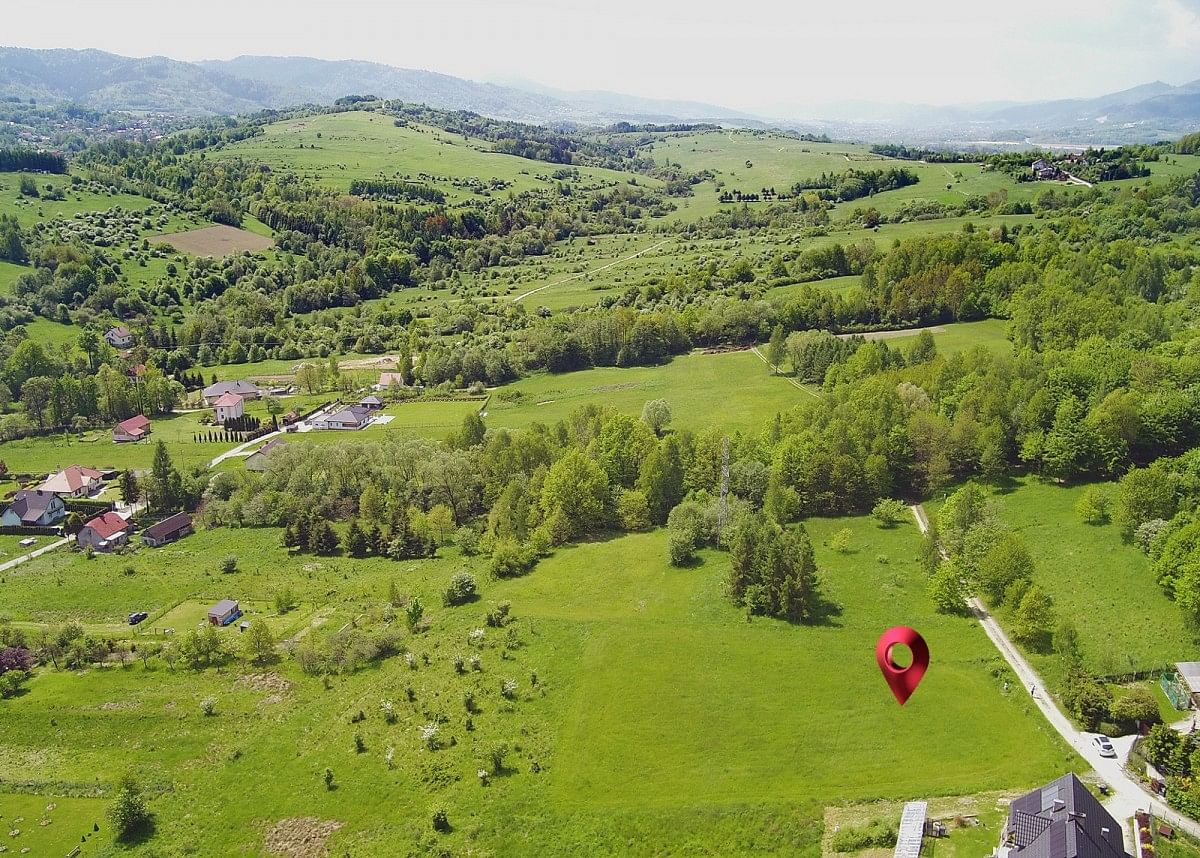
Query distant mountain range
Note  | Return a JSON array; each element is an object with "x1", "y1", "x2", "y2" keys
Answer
[{"x1": 1, "y1": 46, "x2": 1198, "y2": 146}]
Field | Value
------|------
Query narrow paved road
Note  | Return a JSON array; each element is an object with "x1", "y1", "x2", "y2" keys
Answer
[
  {"x1": 0, "y1": 536, "x2": 71, "y2": 572},
  {"x1": 909, "y1": 503, "x2": 1200, "y2": 845}
]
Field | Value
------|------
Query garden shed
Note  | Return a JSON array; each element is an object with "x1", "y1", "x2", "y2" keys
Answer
[{"x1": 207, "y1": 599, "x2": 241, "y2": 627}]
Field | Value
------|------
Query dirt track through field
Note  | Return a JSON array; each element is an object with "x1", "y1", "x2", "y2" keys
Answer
[
  {"x1": 510, "y1": 239, "x2": 671, "y2": 303},
  {"x1": 748, "y1": 347, "x2": 820, "y2": 398}
]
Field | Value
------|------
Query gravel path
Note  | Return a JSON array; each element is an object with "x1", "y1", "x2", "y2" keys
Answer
[{"x1": 909, "y1": 503, "x2": 1200, "y2": 847}]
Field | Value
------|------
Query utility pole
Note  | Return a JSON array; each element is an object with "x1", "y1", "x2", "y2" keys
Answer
[{"x1": 717, "y1": 436, "x2": 731, "y2": 536}]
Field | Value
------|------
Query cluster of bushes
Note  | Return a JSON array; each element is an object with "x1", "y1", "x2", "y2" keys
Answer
[
  {"x1": 1142, "y1": 724, "x2": 1200, "y2": 817},
  {"x1": 829, "y1": 819, "x2": 897, "y2": 852}
]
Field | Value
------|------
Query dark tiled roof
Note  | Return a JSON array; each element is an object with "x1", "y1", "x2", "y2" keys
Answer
[
  {"x1": 142, "y1": 512, "x2": 192, "y2": 541},
  {"x1": 1005, "y1": 773, "x2": 1129, "y2": 858},
  {"x1": 6, "y1": 489, "x2": 61, "y2": 523},
  {"x1": 203, "y1": 380, "x2": 260, "y2": 398}
]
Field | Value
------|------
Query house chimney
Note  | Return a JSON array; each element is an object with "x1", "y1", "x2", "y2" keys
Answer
[
  {"x1": 1052, "y1": 799, "x2": 1066, "y2": 813},
  {"x1": 1102, "y1": 827, "x2": 1110, "y2": 837}
]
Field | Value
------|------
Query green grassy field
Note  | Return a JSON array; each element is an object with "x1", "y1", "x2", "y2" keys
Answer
[
  {"x1": 485, "y1": 349, "x2": 814, "y2": 435},
  {"x1": 213, "y1": 111, "x2": 660, "y2": 202},
  {"x1": 859, "y1": 319, "x2": 1012, "y2": 356},
  {"x1": 931, "y1": 478, "x2": 1198, "y2": 689},
  {"x1": 0, "y1": 171, "x2": 159, "y2": 228},
  {"x1": 4, "y1": 412, "x2": 229, "y2": 475},
  {"x1": 0, "y1": 514, "x2": 1076, "y2": 856}
]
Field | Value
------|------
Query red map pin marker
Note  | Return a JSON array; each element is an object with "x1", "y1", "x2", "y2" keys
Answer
[{"x1": 876, "y1": 626, "x2": 929, "y2": 705}]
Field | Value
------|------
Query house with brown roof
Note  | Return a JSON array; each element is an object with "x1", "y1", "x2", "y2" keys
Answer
[
  {"x1": 374, "y1": 372, "x2": 406, "y2": 391},
  {"x1": 40, "y1": 465, "x2": 104, "y2": 498},
  {"x1": 245, "y1": 437, "x2": 286, "y2": 471},
  {"x1": 113, "y1": 414, "x2": 151, "y2": 443},
  {"x1": 141, "y1": 512, "x2": 193, "y2": 547},
  {"x1": 1, "y1": 489, "x2": 67, "y2": 527},
  {"x1": 77, "y1": 511, "x2": 129, "y2": 552},
  {"x1": 104, "y1": 325, "x2": 134, "y2": 348},
  {"x1": 213, "y1": 392, "x2": 245, "y2": 425}
]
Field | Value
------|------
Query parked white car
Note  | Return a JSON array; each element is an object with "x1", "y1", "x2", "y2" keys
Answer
[{"x1": 1092, "y1": 735, "x2": 1117, "y2": 758}]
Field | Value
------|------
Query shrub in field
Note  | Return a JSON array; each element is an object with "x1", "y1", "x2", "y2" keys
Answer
[
  {"x1": 107, "y1": 774, "x2": 153, "y2": 841},
  {"x1": 444, "y1": 571, "x2": 478, "y2": 606},
  {"x1": 871, "y1": 498, "x2": 907, "y2": 527}
]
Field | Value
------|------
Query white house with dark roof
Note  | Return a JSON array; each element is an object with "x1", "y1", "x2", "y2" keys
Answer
[
  {"x1": 1, "y1": 490, "x2": 67, "y2": 527},
  {"x1": 313, "y1": 404, "x2": 372, "y2": 430},
  {"x1": 997, "y1": 772, "x2": 1129, "y2": 858}
]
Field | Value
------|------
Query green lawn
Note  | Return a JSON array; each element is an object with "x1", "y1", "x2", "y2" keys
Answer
[
  {"x1": 865, "y1": 319, "x2": 1012, "y2": 356},
  {"x1": 485, "y1": 349, "x2": 815, "y2": 435},
  {"x1": 0, "y1": 515, "x2": 1076, "y2": 856},
  {"x1": 3, "y1": 410, "x2": 235, "y2": 475},
  {"x1": 933, "y1": 478, "x2": 1199, "y2": 689}
]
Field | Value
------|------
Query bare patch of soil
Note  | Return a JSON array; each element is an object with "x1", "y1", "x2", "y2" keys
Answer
[
  {"x1": 263, "y1": 817, "x2": 344, "y2": 858},
  {"x1": 152, "y1": 224, "x2": 274, "y2": 257},
  {"x1": 235, "y1": 673, "x2": 294, "y2": 696}
]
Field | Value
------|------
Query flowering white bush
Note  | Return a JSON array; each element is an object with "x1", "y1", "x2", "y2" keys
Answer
[
  {"x1": 501, "y1": 679, "x2": 518, "y2": 700},
  {"x1": 420, "y1": 723, "x2": 439, "y2": 750},
  {"x1": 385, "y1": 746, "x2": 395, "y2": 769},
  {"x1": 477, "y1": 768, "x2": 489, "y2": 785},
  {"x1": 381, "y1": 700, "x2": 396, "y2": 724},
  {"x1": 468, "y1": 628, "x2": 485, "y2": 646}
]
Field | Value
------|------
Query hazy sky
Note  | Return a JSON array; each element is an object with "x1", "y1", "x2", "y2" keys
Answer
[{"x1": 10, "y1": 0, "x2": 1200, "y2": 113}]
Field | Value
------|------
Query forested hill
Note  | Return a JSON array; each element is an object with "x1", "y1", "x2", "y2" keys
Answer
[{"x1": 0, "y1": 48, "x2": 749, "y2": 125}]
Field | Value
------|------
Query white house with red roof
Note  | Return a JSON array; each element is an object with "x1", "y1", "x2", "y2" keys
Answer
[
  {"x1": 213, "y1": 392, "x2": 245, "y2": 425},
  {"x1": 40, "y1": 465, "x2": 104, "y2": 498},
  {"x1": 77, "y1": 511, "x2": 129, "y2": 552},
  {"x1": 104, "y1": 325, "x2": 134, "y2": 348},
  {"x1": 113, "y1": 414, "x2": 151, "y2": 443}
]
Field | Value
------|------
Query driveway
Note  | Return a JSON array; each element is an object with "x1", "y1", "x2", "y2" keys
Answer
[
  {"x1": 910, "y1": 504, "x2": 1200, "y2": 846},
  {"x1": 0, "y1": 536, "x2": 71, "y2": 572}
]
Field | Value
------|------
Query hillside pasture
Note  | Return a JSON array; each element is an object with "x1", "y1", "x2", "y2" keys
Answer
[
  {"x1": 485, "y1": 349, "x2": 815, "y2": 435},
  {"x1": 0, "y1": 170, "x2": 159, "y2": 228},
  {"x1": 927, "y1": 478, "x2": 1199, "y2": 694},
  {"x1": 213, "y1": 111, "x2": 660, "y2": 202},
  {"x1": 0, "y1": 518, "x2": 1074, "y2": 856}
]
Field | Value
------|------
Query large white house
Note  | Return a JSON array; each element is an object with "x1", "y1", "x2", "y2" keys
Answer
[
  {"x1": 213, "y1": 392, "x2": 245, "y2": 425},
  {"x1": 39, "y1": 465, "x2": 104, "y2": 498},
  {"x1": 104, "y1": 325, "x2": 134, "y2": 348},
  {"x1": 314, "y1": 404, "x2": 372, "y2": 431},
  {"x1": 1, "y1": 490, "x2": 67, "y2": 527}
]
